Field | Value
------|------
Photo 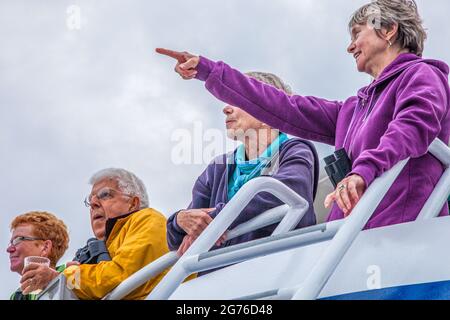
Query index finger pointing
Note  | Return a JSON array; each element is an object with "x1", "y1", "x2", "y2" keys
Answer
[{"x1": 155, "y1": 48, "x2": 185, "y2": 61}]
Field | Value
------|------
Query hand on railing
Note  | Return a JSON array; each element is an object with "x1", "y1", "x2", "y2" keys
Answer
[
  {"x1": 176, "y1": 208, "x2": 227, "y2": 255},
  {"x1": 324, "y1": 174, "x2": 366, "y2": 216},
  {"x1": 178, "y1": 233, "x2": 227, "y2": 256}
]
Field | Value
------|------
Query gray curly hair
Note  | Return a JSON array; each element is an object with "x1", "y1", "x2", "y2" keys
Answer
[
  {"x1": 349, "y1": 0, "x2": 427, "y2": 56},
  {"x1": 89, "y1": 168, "x2": 149, "y2": 209},
  {"x1": 245, "y1": 72, "x2": 292, "y2": 95}
]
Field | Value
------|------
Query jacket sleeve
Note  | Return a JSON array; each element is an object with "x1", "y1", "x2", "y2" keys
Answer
[
  {"x1": 64, "y1": 213, "x2": 168, "y2": 299},
  {"x1": 166, "y1": 163, "x2": 216, "y2": 250},
  {"x1": 196, "y1": 56, "x2": 342, "y2": 145},
  {"x1": 351, "y1": 64, "x2": 449, "y2": 187},
  {"x1": 213, "y1": 140, "x2": 316, "y2": 232}
]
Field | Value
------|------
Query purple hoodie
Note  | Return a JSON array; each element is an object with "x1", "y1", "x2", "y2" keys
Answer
[{"x1": 195, "y1": 53, "x2": 450, "y2": 229}]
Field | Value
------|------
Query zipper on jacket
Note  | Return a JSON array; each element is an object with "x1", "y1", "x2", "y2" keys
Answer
[{"x1": 344, "y1": 96, "x2": 366, "y2": 158}]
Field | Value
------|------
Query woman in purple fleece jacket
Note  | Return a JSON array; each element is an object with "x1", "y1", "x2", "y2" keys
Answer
[
  {"x1": 157, "y1": 0, "x2": 450, "y2": 229},
  {"x1": 167, "y1": 72, "x2": 319, "y2": 257}
]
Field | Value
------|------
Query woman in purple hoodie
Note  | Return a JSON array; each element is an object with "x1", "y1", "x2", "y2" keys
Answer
[{"x1": 157, "y1": 0, "x2": 450, "y2": 229}]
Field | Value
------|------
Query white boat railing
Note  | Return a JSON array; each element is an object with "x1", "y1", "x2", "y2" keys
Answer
[
  {"x1": 38, "y1": 271, "x2": 79, "y2": 300},
  {"x1": 147, "y1": 139, "x2": 448, "y2": 300},
  {"x1": 146, "y1": 153, "x2": 410, "y2": 300},
  {"x1": 39, "y1": 181, "x2": 308, "y2": 301},
  {"x1": 103, "y1": 204, "x2": 294, "y2": 300},
  {"x1": 417, "y1": 139, "x2": 450, "y2": 220},
  {"x1": 146, "y1": 177, "x2": 310, "y2": 300},
  {"x1": 147, "y1": 157, "x2": 407, "y2": 300},
  {"x1": 291, "y1": 158, "x2": 408, "y2": 299},
  {"x1": 239, "y1": 138, "x2": 450, "y2": 300},
  {"x1": 39, "y1": 139, "x2": 450, "y2": 300}
]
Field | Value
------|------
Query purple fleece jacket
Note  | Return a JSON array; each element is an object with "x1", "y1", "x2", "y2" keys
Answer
[
  {"x1": 194, "y1": 53, "x2": 450, "y2": 229},
  {"x1": 167, "y1": 138, "x2": 318, "y2": 251}
]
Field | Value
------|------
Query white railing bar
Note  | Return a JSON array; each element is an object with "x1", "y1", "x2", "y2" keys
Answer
[
  {"x1": 147, "y1": 177, "x2": 309, "y2": 300},
  {"x1": 186, "y1": 220, "x2": 342, "y2": 274},
  {"x1": 226, "y1": 205, "x2": 289, "y2": 241},
  {"x1": 104, "y1": 204, "x2": 291, "y2": 300},
  {"x1": 104, "y1": 202, "x2": 302, "y2": 300},
  {"x1": 103, "y1": 251, "x2": 179, "y2": 300},
  {"x1": 417, "y1": 169, "x2": 450, "y2": 220},
  {"x1": 428, "y1": 139, "x2": 450, "y2": 167},
  {"x1": 417, "y1": 139, "x2": 450, "y2": 220}
]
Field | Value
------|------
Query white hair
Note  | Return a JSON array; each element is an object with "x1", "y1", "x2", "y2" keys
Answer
[
  {"x1": 89, "y1": 168, "x2": 149, "y2": 209},
  {"x1": 245, "y1": 72, "x2": 292, "y2": 95}
]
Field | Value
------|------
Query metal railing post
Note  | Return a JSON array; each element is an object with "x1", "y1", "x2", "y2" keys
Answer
[
  {"x1": 417, "y1": 139, "x2": 450, "y2": 220},
  {"x1": 292, "y1": 158, "x2": 409, "y2": 300},
  {"x1": 147, "y1": 177, "x2": 309, "y2": 300}
]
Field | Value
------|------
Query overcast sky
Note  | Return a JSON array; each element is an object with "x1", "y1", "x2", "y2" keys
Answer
[{"x1": 1, "y1": 0, "x2": 449, "y2": 299}]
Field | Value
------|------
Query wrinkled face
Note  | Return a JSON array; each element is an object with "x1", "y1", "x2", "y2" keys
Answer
[
  {"x1": 88, "y1": 179, "x2": 139, "y2": 239},
  {"x1": 7, "y1": 224, "x2": 47, "y2": 275},
  {"x1": 223, "y1": 105, "x2": 266, "y2": 141},
  {"x1": 347, "y1": 22, "x2": 389, "y2": 77}
]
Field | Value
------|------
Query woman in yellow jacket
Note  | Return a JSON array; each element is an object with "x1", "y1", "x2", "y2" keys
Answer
[{"x1": 20, "y1": 168, "x2": 170, "y2": 300}]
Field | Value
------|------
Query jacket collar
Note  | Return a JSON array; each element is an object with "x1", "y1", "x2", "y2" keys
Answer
[
  {"x1": 357, "y1": 53, "x2": 421, "y2": 99},
  {"x1": 105, "y1": 210, "x2": 139, "y2": 241}
]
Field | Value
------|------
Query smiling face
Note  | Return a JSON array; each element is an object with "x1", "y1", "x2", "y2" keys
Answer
[
  {"x1": 7, "y1": 224, "x2": 48, "y2": 274},
  {"x1": 223, "y1": 105, "x2": 266, "y2": 141},
  {"x1": 88, "y1": 178, "x2": 140, "y2": 239},
  {"x1": 347, "y1": 22, "x2": 391, "y2": 78}
]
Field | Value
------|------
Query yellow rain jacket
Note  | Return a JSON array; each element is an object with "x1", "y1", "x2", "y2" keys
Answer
[{"x1": 63, "y1": 208, "x2": 169, "y2": 300}]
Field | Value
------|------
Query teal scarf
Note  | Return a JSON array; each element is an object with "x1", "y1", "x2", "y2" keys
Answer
[{"x1": 227, "y1": 133, "x2": 289, "y2": 200}]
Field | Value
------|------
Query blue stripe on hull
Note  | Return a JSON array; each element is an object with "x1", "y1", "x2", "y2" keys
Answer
[{"x1": 322, "y1": 280, "x2": 450, "y2": 300}]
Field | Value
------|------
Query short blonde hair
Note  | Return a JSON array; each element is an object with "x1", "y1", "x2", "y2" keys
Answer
[
  {"x1": 349, "y1": 0, "x2": 427, "y2": 56},
  {"x1": 11, "y1": 211, "x2": 69, "y2": 266}
]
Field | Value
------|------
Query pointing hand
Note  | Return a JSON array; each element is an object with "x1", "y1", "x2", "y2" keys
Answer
[{"x1": 156, "y1": 48, "x2": 200, "y2": 80}]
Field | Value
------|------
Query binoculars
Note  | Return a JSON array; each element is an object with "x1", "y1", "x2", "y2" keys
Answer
[{"x1": 324, "y1": 148, "x2": 352, "y2": 188}]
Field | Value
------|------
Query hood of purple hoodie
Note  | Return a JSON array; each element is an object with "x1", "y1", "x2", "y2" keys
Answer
[{"x1": 357, "y1": 53, "x2": 450, "y2": 100}]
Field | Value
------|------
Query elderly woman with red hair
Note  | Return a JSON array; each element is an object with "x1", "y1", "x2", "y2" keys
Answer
[{"x1": 7, "y1": 211, "x2": 69, "y2": 300}]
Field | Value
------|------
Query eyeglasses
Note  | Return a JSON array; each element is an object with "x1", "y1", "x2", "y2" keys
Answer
[
  {"x1": 84, "y1": 187, "x2": 132, "y2": 208},
  {"x1": 8, "y1": 236, "x2": 45, "y2": 248}
]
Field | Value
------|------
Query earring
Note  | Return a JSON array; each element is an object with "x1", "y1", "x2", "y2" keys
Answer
[{"x1": 387, "y1": 39, "x2": 392, "y2": 47}]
